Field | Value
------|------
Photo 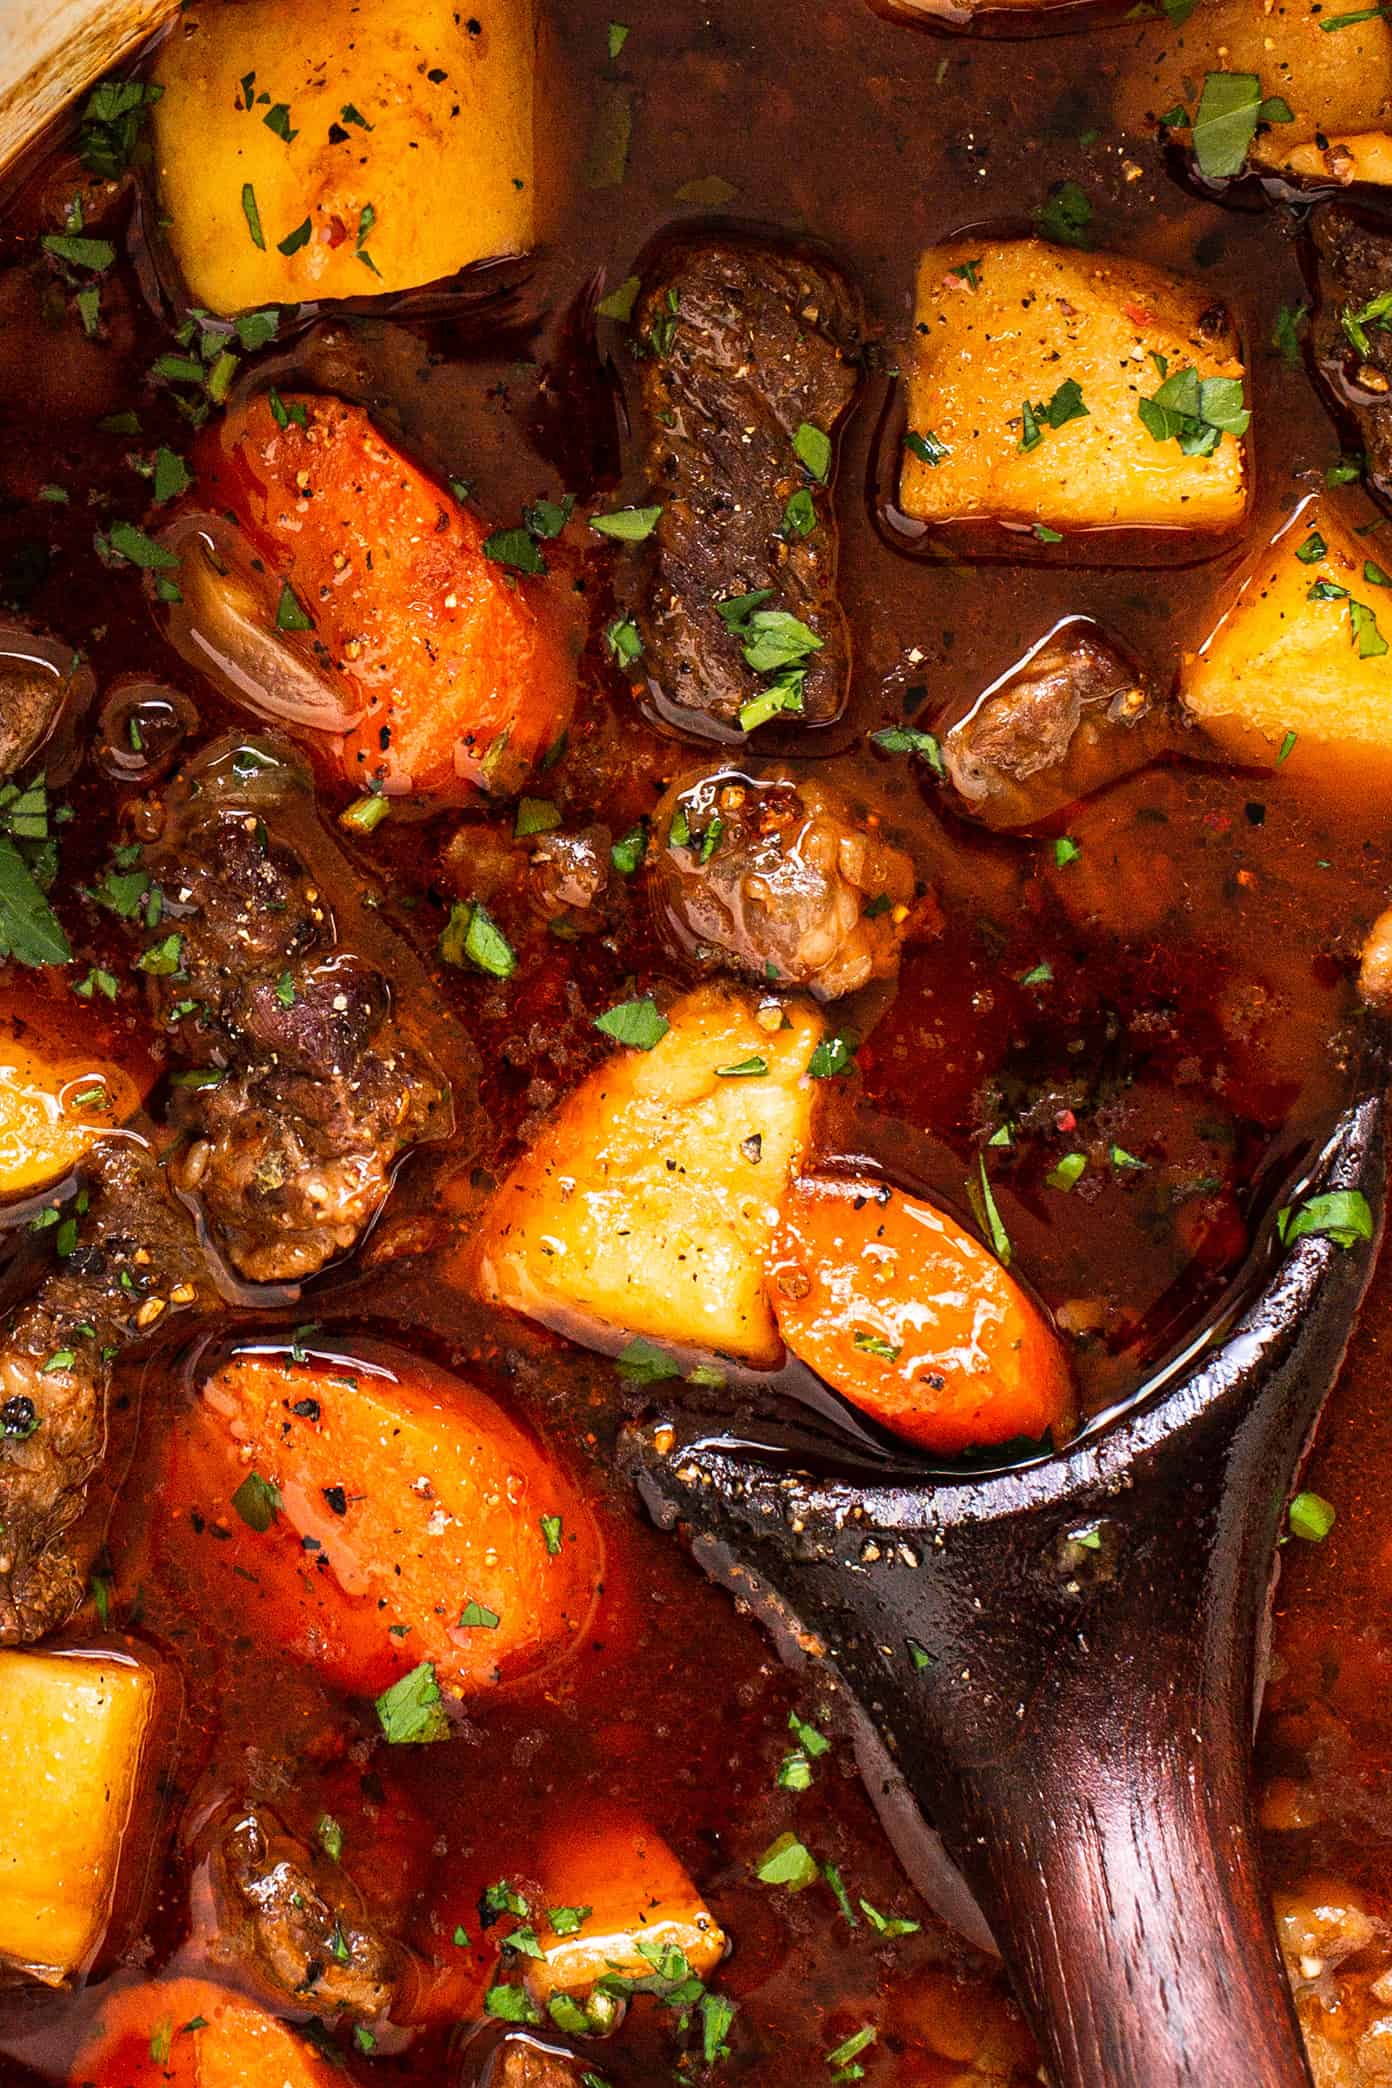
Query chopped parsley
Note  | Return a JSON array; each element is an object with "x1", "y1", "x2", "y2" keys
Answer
[
  {"x1": 1190, "y1": 72, "x2": 1293, "y2": 181},
  {"x1": 782, "y1": 487, "x2": 818, "y2": 537},
  {"x1": 315, "y1": 1814, "x2": 344, "y2": 1862},
  {"x1": 807, "y1": 1032, "x2": 856, "y2": 1079},
  {"x1": 597, "y1": 273, "x2": 642, "y2": 322},
  {"x1": 241, "y1": 183, "x2": 266, "y2": 249},
  {"x1": 277, "y1": 215, "x2": 313, "y2": 257},
  {"x1": 860, "y1": 1900, "x2": 921, "y2": 1938},
  {"x1": 794, "y1": 421, "x2": 832, "y2": 482},
  {"x1": 589, "y1": 504, "x2": 662, "y2": 541},
  {"x1": 1034, "y1": 179, "x2": 1093, "y2": 248},
  {"x1": 514, "y1": 797, "x2": 561, "y2": 838},
  {"x1": 440, "y1": 901, "x2": 517, "y2": 979},
  {"x1": 610, "y1": 820, "x2": 647, "y2": 874},
  {"x1": 458, "y1": 1600, "x2": 501, "y2": 1630},
  {"x1": 593, "y1": 996, "x2": 669, "y2": 1049},
  {"x1": 77, "y1": 76, "x2": 163, "y2": 179},
  {"x1": 482, "y1": 527, "x2": 546, "y2": 575},
  {"x1": 1341, "y1": 287, "x2": 1392, "y2": 359},
  {"x1": 1288, "y1": 1491, "x2": 1336, "y2": 1541},
  {"x1": 871, "y1": 724, "x2": 944, "y2": 774},
  {"x1": 827, "y1": 2026, "x2": 876, "y2": 2078},
  {"x1": 231, "y1": 1471, "x2": 281, "y2": 1532},
  {"x1": 905, "y1": 428, "x2": 949, "y2": 467},
  {"x1": 853, "y1": 1330, "x2": 901, "y2": 1360},
  {"x1": 1272, "y1": 301, "x2": 1309, "y2": 369},
  {"x1": 615, "y1": 1336, "x2": 680, "y2": 1383},
  {"x1": 755, "y1": 1832, "x2": 820, "y2": 1892},
  {"x1": 483, "y1": 1984, "x2": 541, "y2": 2025},
  {"x1": 1138, "y1": 367, "x2": 1249, "y2": 455},
  {"x1": 969, "y1": 1157, "x2": 1012, "y2": 1266},
  {"x1": 1277, "y1": 1189, "x2": 1374, "y2": 1250},
  {"x1": 274, "y1": 582, "x2": 313, "y2": 632},
  {"x1": 605, "y1": 617, "x2": 644, "y2": 665},
  {"x1": 375, "y1": 1660, "x2": 450, "y2": 1744}
]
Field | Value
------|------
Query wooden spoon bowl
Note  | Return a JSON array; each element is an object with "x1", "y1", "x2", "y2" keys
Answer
[{"x1": 629, "y1": 1040, "x2": 1389, "y2": 2087}]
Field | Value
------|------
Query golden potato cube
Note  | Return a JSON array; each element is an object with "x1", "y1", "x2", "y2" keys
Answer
[
  {"x1": 901, "y1": 239, "x2": 1248, "y2": 533},
  {"x1": 474, "y1": 984, "x2": 825, "y2": 1365},
  {"x1": 1113, "y1": 0, "x2": 1392, "y2": 148},
  {"x1": 524, "y1": 1814, "x2": 726, "y2": 2001},
  {"x1": 1180, "y1": 493, "x2": 1392, "y2": 784},
  {"x1": 152, "y1": 0, "x2": 545, "y2": 314},
  {"x1": 0, "y1": 1041, "x2": 140, "y2": 1199},
  {"x1": 0, "y1": 1650, "x2": 156, "y2": 1983}
]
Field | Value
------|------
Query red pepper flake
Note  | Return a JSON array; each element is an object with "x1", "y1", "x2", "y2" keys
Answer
[{"x1": 1055, "y1": 1108, "x2": 1077, "y2": 1133}]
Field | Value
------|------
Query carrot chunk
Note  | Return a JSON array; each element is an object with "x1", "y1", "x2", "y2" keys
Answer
[
  {"x1": 767, "y1": 1174, "x2": 1074, "y2": 1455},
  {"x1": 175, "y1": 1348, "x2": 601, "y2": 1697},
  {"x1": 190, "y1": 395, "x2": 578, "y2": 801},
  {"x1": 525, "y1": 1808, "x2": 727, "y2": 2001},
  {"x1": 68, "y1": 1976, "x2": 339, "y2": 2087}
]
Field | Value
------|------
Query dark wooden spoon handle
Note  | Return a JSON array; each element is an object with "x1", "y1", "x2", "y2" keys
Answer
[
  {"x1": 958, "y1": 1683, "x2": 1305, "y2": 2086},
  {"x1": 922, "y1": 1386, "x2": 1316, "y2": 2088}
]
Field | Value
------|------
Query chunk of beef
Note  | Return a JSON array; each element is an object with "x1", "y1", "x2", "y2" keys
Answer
[
  {"x1": 630, "y1": 238, "x2": 863, "y2": 734},
  {"x1": 136, "y1": 737, "x2": 466, "y2": 1283},
  {"x1": 0, "y1": 625, "x2": 90, "y2": 785},
  {"x1": 0, "y1": 1141, "x2": 208, "y2": 1643},
  {"x1": 651, "y1": 767, "x2": 920, "y2": 998},
  {"x1": 1312, "y1": 204, "x2": 1392, "y2": 513},
  {"x1": 215, "y1": 1809, "x2": 403, "y2": 2021},
  {"x1": 527, "y1": 825, "x2": 611, "y2": 929},
  {"x1": 489, "y1": 2044, "x2": 582, "y2": 2088},
  {"x1": 941, "y1": 619, "x2": 1169, "y2": 831}
]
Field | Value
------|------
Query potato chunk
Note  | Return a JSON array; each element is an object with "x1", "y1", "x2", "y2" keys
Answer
[
  {"x1": 0, "y1": 1649, "x2": 155, "y2": 1983},
  {"x1": 475, "y1": 985, "x2": 826, "y2": 1365},
  {"x1": 151, "y1": 0, "x2": 545, "y2": 314},
  {"x1": 0, "y1": 1043, "x2": 140, "y2": 1197},
  {"x1": 1113, "y1": 0, "x2": 1392, "y2": 157},
  {"x1": 900, "y1": 239, "x2": 1248, "y2": 534},
  {"x1": 524, "y1": 1813, "x2": 727, "y2": 2002},
  {"x1": 1180, "y1": 494, "x2": 1392, "y2": 785}
]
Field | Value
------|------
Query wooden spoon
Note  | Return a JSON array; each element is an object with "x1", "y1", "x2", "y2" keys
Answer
[{"x1": 629, "y1": 1054, "x2": 1387, "y2": 2086}]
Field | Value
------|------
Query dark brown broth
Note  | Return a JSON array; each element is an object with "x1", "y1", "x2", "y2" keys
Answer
[{"x1": 0, "y1": 1, "x2": 1390, "y2": 2082}]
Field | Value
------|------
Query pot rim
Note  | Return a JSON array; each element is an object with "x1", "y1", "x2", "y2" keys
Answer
[{"x1": 0, "y1": 1, "x2": 178, "y2": 175}]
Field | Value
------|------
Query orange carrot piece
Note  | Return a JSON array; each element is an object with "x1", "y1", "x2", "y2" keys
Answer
[
  {"x1": 527, "y1": 1807, "x2": 726, "y2": 1997},
  {"x1": 767, "y1": 1174, "x2": 1074, "y2": 1455},
  {"x1": 193, "y1": 394, "x2": 578, "y2": 801},
  {"x1": 68, "y1": 1976, "x2": 339, "y2": 2087},
  {"x1": 180, "y1": 1348, "x2": 601, "y2": 1698}
]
